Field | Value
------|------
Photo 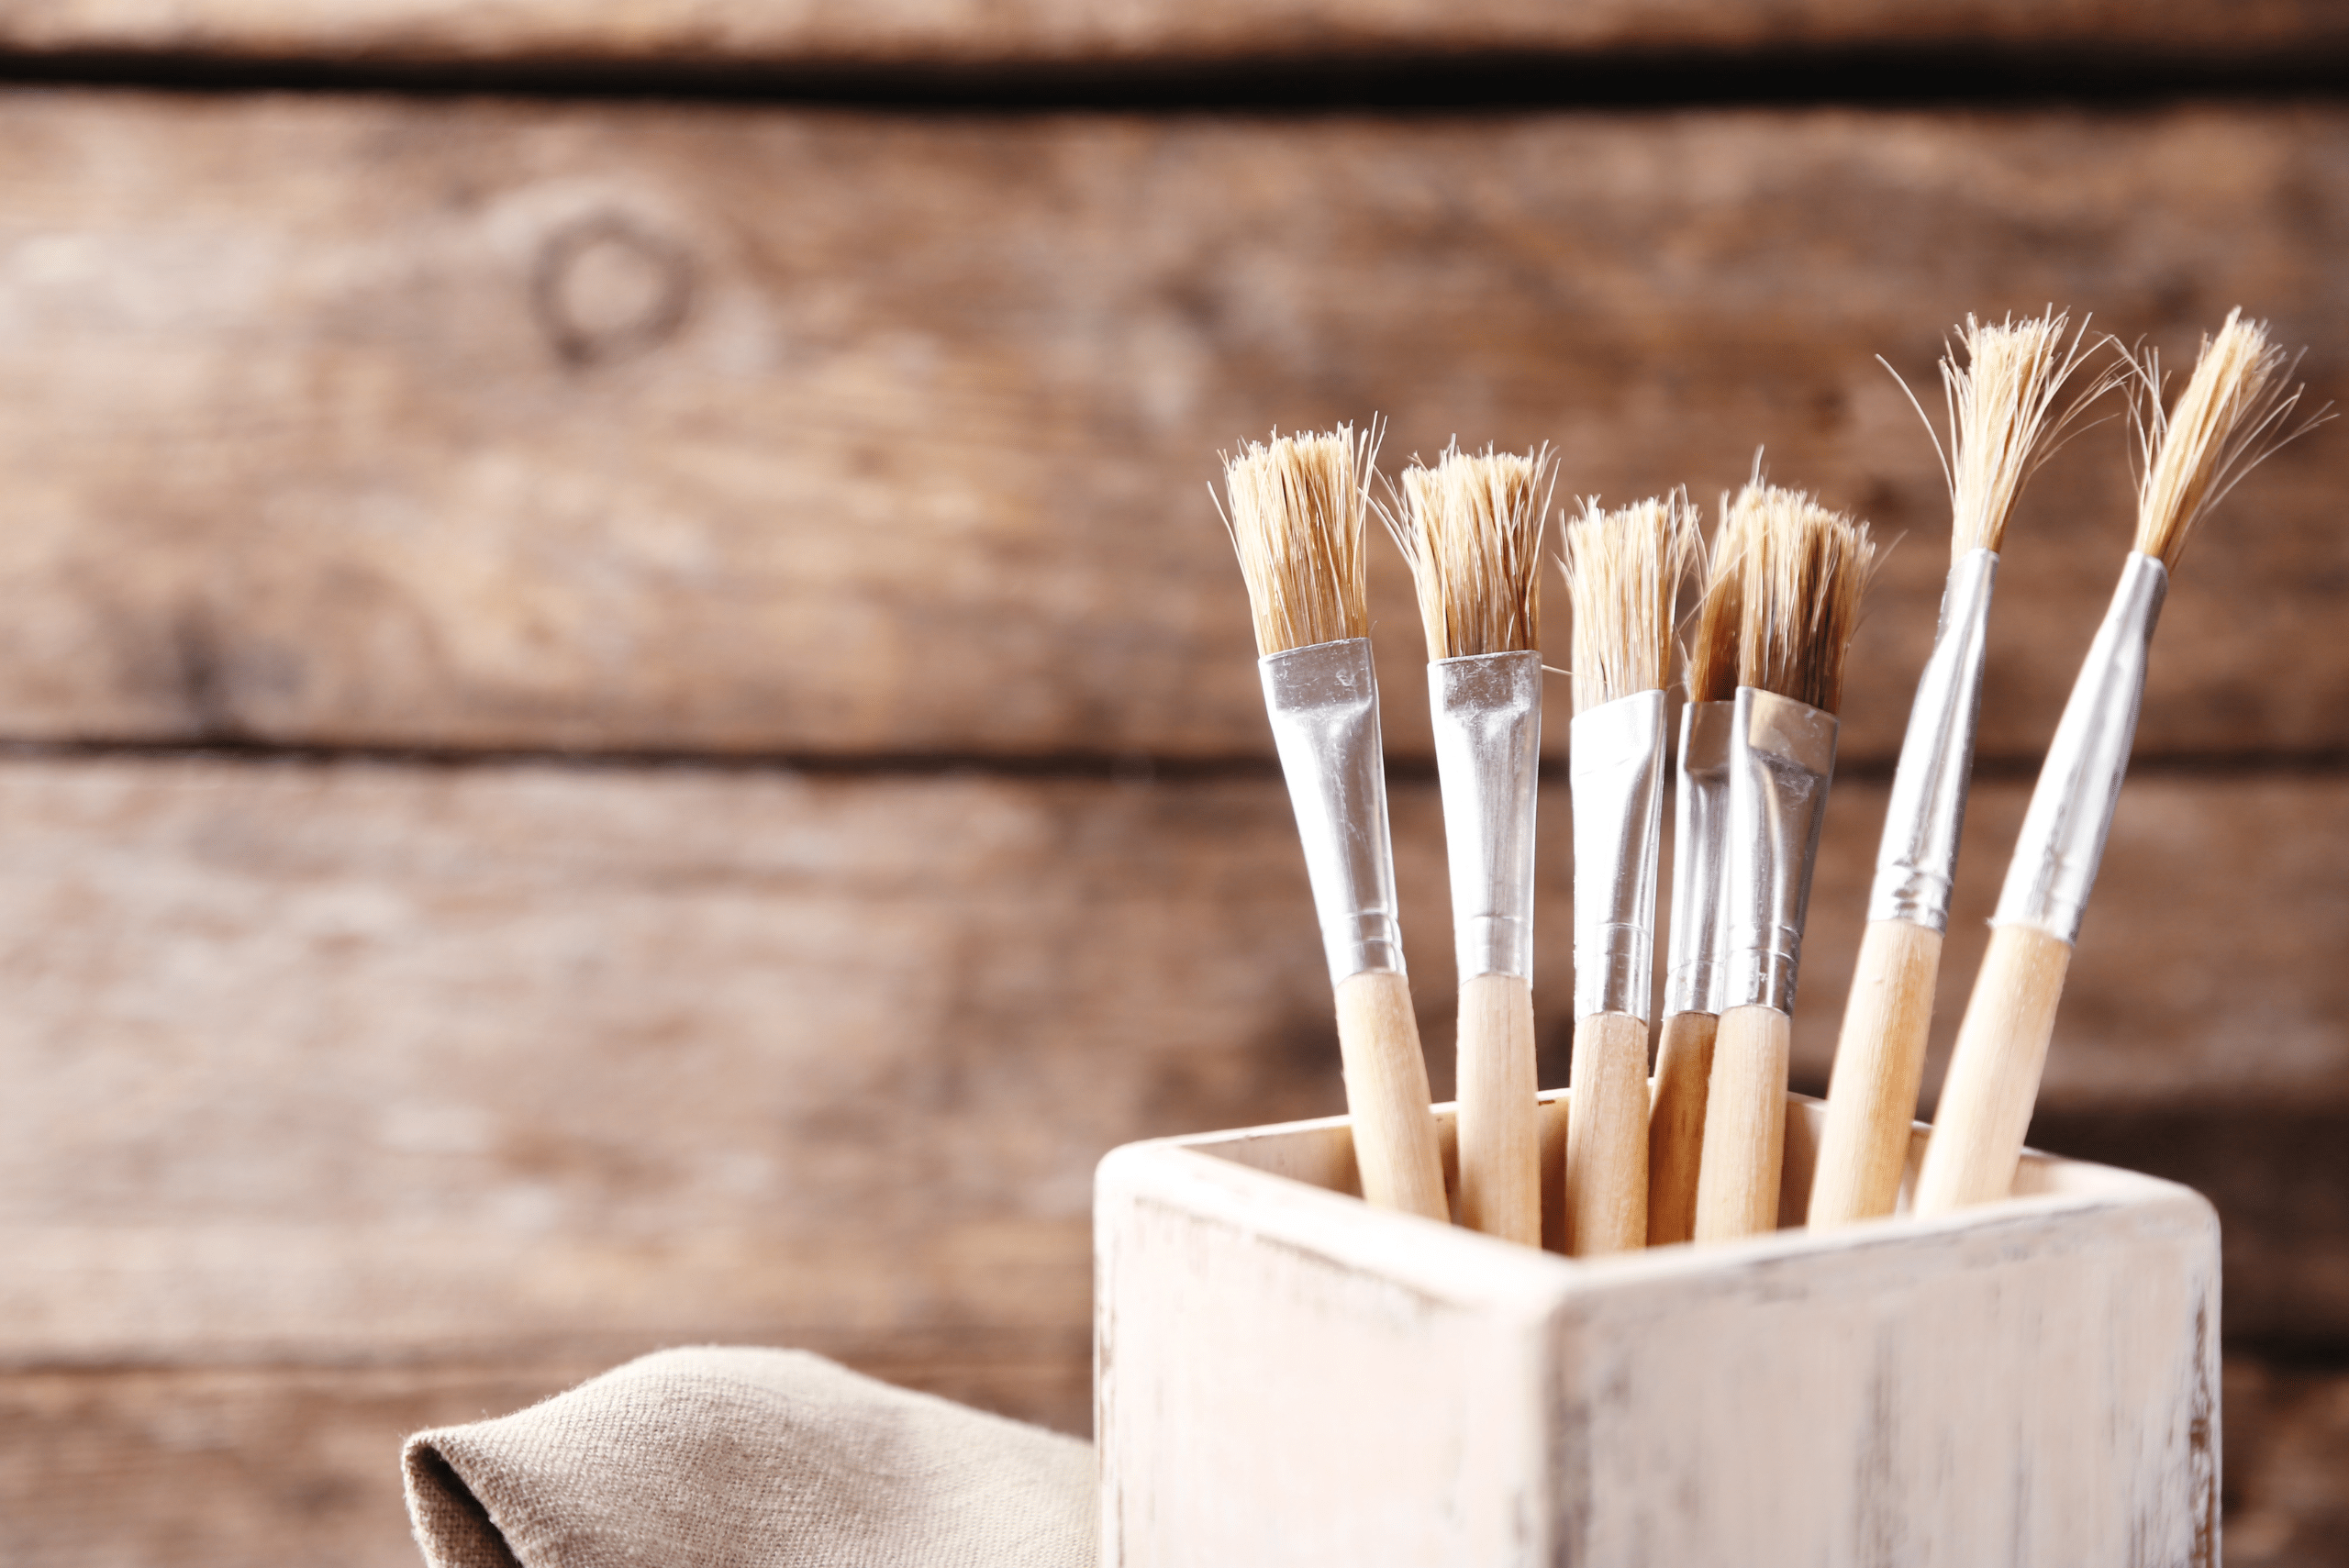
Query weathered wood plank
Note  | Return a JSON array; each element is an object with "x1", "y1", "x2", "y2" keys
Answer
[
  {"x1": 0, "y1": 754, "x2": 2342, "y2": 1368},
  {"x1": 0, "y1": 1364, "x2": 583, "y2": 1568},
  {"x1": 1786, "y1": 772, "x2": 2349, "y2": 1122},
  {"x1": 0, "y1": 0, "x2": 2342, "y2": 69},
  {"x1": 0, "y1": 1351, "x2": 2330, "y2": 1566},
  {"x1": 0, "y1": 95, "x2": 2343, "y2": 762},
  {"x1": 0, "y1": 1350, "x2": 1090, "y2": 1568},
  {"x1": 2224, "y1": 1357, "x2": 2349, "y2": 1568}
]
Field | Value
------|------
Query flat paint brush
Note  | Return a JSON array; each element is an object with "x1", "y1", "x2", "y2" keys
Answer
[
  {"x1": 1223, "y1": 427, "x2": 1450, "y2": 1222},
  {"x1": 1562, "y1": 494, "x2": 1698, "y2": 1255},
  {"x1": 1809, "y1": 313, "x2": 2104, "y2": 1229},
  {"x1": 1647, "y1": 504, "x2": 1742, "y2": 1246},
  {"x1": 1916, "y1": 312, "x2": 2326, "y2": 1216},
  {"x1": 1387, "y1": 444, "x2": 1552, "y2": 1245},
  {"x1": 1693, "y1": 486, "x2": 1876, "y2": 1242}
]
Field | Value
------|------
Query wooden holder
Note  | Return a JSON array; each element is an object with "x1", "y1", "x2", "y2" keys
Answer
[{"x1": 1097, "y1": 1090, "x2": 2219, "y2": 1567}]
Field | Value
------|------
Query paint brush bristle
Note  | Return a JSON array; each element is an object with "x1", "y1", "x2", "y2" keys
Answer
[
  {"x1": 1926, "y1": 312, "x2": 2109, "y2": 558},
  {"x1": 1562, "y1": 493, "x2": 1700, "y2": 715},
  {"x1": 1729, "y1": 484, "x2": 1878, "y2": 716},
  {"x1": 1221, "y1": 426, "x2": 1379, "y2": 656},
  {"x1": 1687, "y1": 504, "x2": 1747, "y2": 705},
  {"x1": 2130, "y1": 309, "x2": 2328, "y2": 571},
  {"x1": 1387, "y1": 443, "x2": 1552, "y2": 660}
]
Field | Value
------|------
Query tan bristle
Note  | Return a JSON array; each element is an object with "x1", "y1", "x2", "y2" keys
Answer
[
  {"x1": 1219, "y1": 426, "x2": 1377, "y2": 656},
  {"x1": 1386, "y1": 443, "x2": 1552, "y2": 660},
  {"x1": 1561, "y1": 493, "x2": 1699, "y2": 715},
  {"x1": 1686, "y1": 503, "x2": 1745, "y2": 704},
  {"x1": 1729, "y1": 484, "x2": 1878, "y2": 716},
  {"x1": 1928, "y1": 311, "x2": 2109, "y2": 558},
  {"x1": 2130, "y1": 309, "x2": 2325, "y2": 571}
]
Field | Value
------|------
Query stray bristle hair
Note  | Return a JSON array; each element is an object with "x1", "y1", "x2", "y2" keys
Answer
[
  {"x1": 1561, "y1": 493, "x2": 1699, "y2": 714},
  {"x1": 1686, "y1": 504, "x2": 1745, "y2": 704},
  {"x1": 1729, "y1": 484, "x2": 1878, "y2": 715},
  {"x1": 2129, "y1": 309, "x2": 2331, "y2": 571},
  {"x1": 1887, "y1": 310, "x2": 2112, "y2": 561},
  {"x1": 1219, "y1": 425, "x2": 1379, "y2": 655},
  {"x1": 1384, "y1": 442, "x2": 1553, "y2": 659}
]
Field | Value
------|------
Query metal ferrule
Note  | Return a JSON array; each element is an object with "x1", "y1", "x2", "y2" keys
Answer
[
  {"x1": 1429, "y1": 651, "x2": 1542, "y2": 984},
  {"x1": 1993, "y1": 551, "x2": 2168, "y2": 945},
  {"x1": 1570, "y1": 690, "x2": 1667, "y2": 1020},
  {"x1": 1723, "y1": 687, "x2": 1840, "y2": 1016},
  {"x1": 1867, "y1": 548, "x2": 1998, "y2": 932},
  {"x1": 1664, "y1": 702, "x2": 1732, "y2": 1018},
  {"x1": 1261, "y1": 638, "x2": 1407, "y2": 986}
]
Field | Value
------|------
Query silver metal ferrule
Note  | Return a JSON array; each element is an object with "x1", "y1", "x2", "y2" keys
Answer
[
  {"x1": 1664, "y1": 701, "x2": 1732, "y2": 1017},
  {"x1": 1993, "y1": 551, "x2": 2168, "y2": 945},
  {"x1": 1261, "y1": 638, "x2": 1407, "y2": 985},
  {"x1": 1724, "y1": 687, "x2": 1840, "y2": 1015},
  {"x1": 1570, "y1": 690, "x2": 1667, "y2": 1020},
  {"x1": 1429, "y1": 651, "x2": 1542, "y2": 984},
  {"x1": 1867, "y1": 548, "x2": 1998, "y2": 932}
]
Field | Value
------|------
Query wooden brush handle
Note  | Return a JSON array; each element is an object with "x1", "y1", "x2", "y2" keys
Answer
[
  {"x1": 1645, "y1": 1009, "x2": 1717, "y2": 1246},
  {"x1": 1914, "y1": 922, "x2": 2073, "y2": 1217},
  {"x1": 1692, "y1": 1004, "x2": 1790, "y2": 1241},
  {"x1": 1333, "y1": 970, "x2": 1450, "y2": 1221},
  {"x1": 1564, "y1": 1010, "x2": 1650, "y2": 1255},
  {"x1": 1454, "y1": 972, "x2": 1541, "y2": 1246},
  {"x1": 1809, "y1": 918, "x2": 1943, "y2": 1229}
]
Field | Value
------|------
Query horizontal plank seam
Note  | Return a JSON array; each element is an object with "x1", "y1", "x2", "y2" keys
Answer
[
  {"x1": 0, "y1": 738, "x2": 2345, "y2": 784},
  {"x1": 0, "y1": 1334, "x2": 1097, "y2": 1378},
  {"x1": 0, "y1": 45, "x2": 2345, "y2": 113},
  {"x1": 2219, "y1": 1336, "x2": 2349, "y2": 1372}
]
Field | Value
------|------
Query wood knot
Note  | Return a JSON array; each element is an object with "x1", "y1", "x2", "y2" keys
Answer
[{"x1": 532, "y1": 214, "x2": 693, "y2": 367}]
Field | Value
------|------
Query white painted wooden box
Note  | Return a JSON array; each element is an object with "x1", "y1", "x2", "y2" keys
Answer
[{"x1": 1095, "y1": 1091, "x2": 2220, "y2": 1567}]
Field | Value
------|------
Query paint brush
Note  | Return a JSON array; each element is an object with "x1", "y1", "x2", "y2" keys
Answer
[
  {"x1": 1386, "y1": 444, "x2": 1552, "y2": 1245},
  {"x1": 1647, "y1": 504, "x2": 1743, "y2": 1245},
  {"x1": 1561, "y1": 494, "x2": 1698, "y2": 1255},
  {"x1": 1916, "y1": 311, "x2": 2326, "y2": 1216},
  {"x1": 1693, "y1": 485, "x2": 1876, "y2": 1241},
  {"x1": 1222, "y1": 427, "x2": 1450, "y2": 1221},
  {"x1": 1809, "y1": 313, "x2": 2105, "y2": 1229}
]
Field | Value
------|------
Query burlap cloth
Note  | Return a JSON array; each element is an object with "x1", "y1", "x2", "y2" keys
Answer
[{"x1": 402, "y1": 1347, "x2": 1097, "y2": 1568}]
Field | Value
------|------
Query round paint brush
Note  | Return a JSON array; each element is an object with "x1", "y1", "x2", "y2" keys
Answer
[
  {"x1": 1387, "y1": 444, "x2": 1553, "y2": 1245},
  {"x1": 1560, "y1": 495, "x2": 1698, "y2": 1255},
  {"x1": 1222, "y1": 426, "x2": 1451, "y2": 1222},
  {"x1": 1809, "y1": 313, "x2": 2105, "y2": 1229},
  {"x1": 1693, "y1": 485, "x2": 1876, "y2": 1242},
  {"x1": 1917, "y1": 312, "x2": 2327, "y2": 1216}
]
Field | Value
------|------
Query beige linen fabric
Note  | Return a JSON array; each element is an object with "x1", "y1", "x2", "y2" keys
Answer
[{"x1": 403, "y1": 1347, "x2": 1097, "y2": 1568}]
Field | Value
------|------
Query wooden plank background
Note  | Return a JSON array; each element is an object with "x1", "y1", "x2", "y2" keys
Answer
[
  {"x1": 3, "y1": 0, "x2": 2346, "y2": 69},
  {"x1": 0, "y1": 10, "x2": 2344, "y2": 1566},
  {"x1": 0, "y1": 95, "x2": 2343, "y2": 765}
]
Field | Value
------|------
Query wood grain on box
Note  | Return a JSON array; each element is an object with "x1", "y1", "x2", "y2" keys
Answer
[
  {"x1": 0, "y1": 94, "x2": 2342, "y2": 763},
  {"x1": 1100, "y1": 1097, "x2": 2221, "y2": 1566}
]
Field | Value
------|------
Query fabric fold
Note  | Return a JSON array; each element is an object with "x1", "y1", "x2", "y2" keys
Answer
[{"x1": 402, "y1": 1346, "x2": 1097, "y2": 1568}]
